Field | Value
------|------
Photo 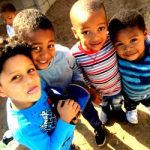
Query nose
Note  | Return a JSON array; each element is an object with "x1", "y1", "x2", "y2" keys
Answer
[
  {"x1": 40, "y1": 48, "x2": 49, "y2": 59},
  {"x1": 124, "y1": 43, "x2": 132, "y2": 52},
  {"x1": 91, "y1": 32, "x2": 102, "y2": 41},
  {"x1": 24, "y1": 75, "x2": 34, "y2": 85}
]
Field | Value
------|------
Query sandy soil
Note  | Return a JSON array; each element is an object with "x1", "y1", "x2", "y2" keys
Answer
[{"x1": 0, "y1": 0, "x2": 150, "y2": 150}]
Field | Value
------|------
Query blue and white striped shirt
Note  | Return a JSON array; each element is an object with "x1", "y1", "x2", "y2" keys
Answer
[{"x1": 118, "y1": 38, "x2": 150, "y2": 101}]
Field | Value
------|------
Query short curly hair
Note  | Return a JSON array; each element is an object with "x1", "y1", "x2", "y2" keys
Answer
[
  {"x1": 0, "y1": 36, "x2": 32, "y2": 74},
  {"x1": 13, "y1": 8, "x2": 54, "y2": 40},
  {"x1": 108, "y1": 9, "x2": 146, "y2": 42}
]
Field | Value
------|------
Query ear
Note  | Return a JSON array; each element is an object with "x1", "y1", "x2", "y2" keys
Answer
[
  {"x1": 144, "y1": 28, "x2": 148, "y2": 39},
  {"x1": 0, "y1": 86, "x2": 7, "y2": 98},
  {"x1": 71, "y1": 27, "x2": 79, "y2": 40}
]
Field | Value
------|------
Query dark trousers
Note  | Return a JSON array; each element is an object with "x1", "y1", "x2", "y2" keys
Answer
[
  {"x1": 124, "y1": 94, "x2": 150, "y2": 111},
  {"x1": 82, "y1": 99, "x2": 102, "y2": 130}
]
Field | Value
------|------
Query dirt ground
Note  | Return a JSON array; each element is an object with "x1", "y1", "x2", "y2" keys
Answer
[{"x1": 0, "y1": 0, "x2": 150, "y2": 150}]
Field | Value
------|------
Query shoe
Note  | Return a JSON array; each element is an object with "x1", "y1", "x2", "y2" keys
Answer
[
  {"x1": 70, "y1": 144, "x2": 80, "y2": 150},
  {"x1": 2, "y1": 130, "x2": 13, "y2": 145},
  {"x1": 126, "y1": 109, "x2": 138, "y2": 124},
  {"x1": 94, "y1": 126, "x2": 106, "y2": 146},
  {"x1": 112, "y1": 108, "x2": 127, "y2": 122}
]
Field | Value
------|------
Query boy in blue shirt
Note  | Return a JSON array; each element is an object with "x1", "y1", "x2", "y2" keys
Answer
[
  {"x1": 0, "y1": 37, "x2": 80, "y2": 149},
  {"x1": 109, "y1": 9, "x2": 150, "y2": 124}
]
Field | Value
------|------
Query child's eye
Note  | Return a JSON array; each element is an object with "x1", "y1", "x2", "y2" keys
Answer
[
  {"x1": 82, "y1": 31, "x2": 90, "y2": 35},
  {"x1": 28, "y1": 68, "x2": 36, "y2": 74},
  {"x1": 11, "y1": 75, "x2": 21, "y2": 81},
  {"x1": 32, "y1": 46, "x2": 41, "y2": 51},
  {"x1": 98, "y1": 26, "x2": 106, "y2": 32},
  {"x1": 115, "y1": 43, "x2": 123, "y2": 47},
  {"x1": 131, "y1": 38, "x2": 137, "y2": 43},
  {"x1": 48, "y1": 44, "x2": 54, "y2": 49}
]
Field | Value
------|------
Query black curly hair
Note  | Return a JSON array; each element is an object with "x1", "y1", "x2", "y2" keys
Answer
[
  {"x1": 13, "y1": 8, "x2": 54, "y2": 40},
  {"x1": 108, "y1": 9, "x2": 146, "y2": 42},
  {"x1": 0, "y1": 36, "x2": 32, "y2": 74},
  {"x1": 0, "y1": 2, "x2": 16, "y2": 13}
]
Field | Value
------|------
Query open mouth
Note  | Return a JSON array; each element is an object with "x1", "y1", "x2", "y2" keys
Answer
[{"x1": 39, "y1": 60, "x2": 49, "y2": 64}]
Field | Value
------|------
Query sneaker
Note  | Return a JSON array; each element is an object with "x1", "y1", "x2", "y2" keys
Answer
[
  {"x1": 71, "y1": 144, "x2": 80, "y2": 150},
  {"x1": 126, "y1": 109, "x2": 138, "y2": 124},
  {"x1": 2, "y1": 130, "x2": 13, "y2": 145},
  {"x1": 112, "y1": 108, "x2": 127, "y2": 122},
  {"x1": 94, "y1": 126, "x2": 106, "y2": 146}
]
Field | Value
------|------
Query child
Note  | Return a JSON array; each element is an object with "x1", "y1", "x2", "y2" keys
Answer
[
  {"x1": 0, "y1": 37, "x2": 80, "y2": 150},
  {"x1": 0, "y1": 3, "x2": 16, "y2": 37},
  {"x1": 70, "y1": 0, "x2": 124, "y2": 122},
  {"x1": 13, "y1": 8, "x2": 106, "y2": 146},
  {"x1": 108, "y1": 9, "x2": 150, "y2": 124}
]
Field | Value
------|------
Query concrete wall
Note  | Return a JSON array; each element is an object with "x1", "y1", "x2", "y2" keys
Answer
[{"x1": 0, "y1": 0, "x2": 56, "y2": 24}]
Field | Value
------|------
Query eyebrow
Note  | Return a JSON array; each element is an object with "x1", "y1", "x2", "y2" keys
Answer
[
  {"x1": 8, "y1": 63, "x2": 34, "y2": 75},
  {"x1": 31, "y1": 40, "x2": 55, "y2": 45}
]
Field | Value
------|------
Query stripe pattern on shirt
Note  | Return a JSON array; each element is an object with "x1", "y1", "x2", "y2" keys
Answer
[
  {"x1": 118, "y1": 38, "x2": 150, "y2": 101},
  {"x1": 71, "y1": 38, "x2": 121, "y2": 96}
]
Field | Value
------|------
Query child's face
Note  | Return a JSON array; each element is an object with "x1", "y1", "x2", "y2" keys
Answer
[
  {"x1": 27, "y1": 29, "x2": 55, "y2": 70},
  {"x1": 0, "y1": 55, "x2": 41, "y2": 109},
  {"x1": 72, "y1": 8, "x2": 108, "y2": 51},
  {"x1": 1, "y1": 11, "x2": 16, "y2": 26},
  {"x1": 114, "y1": 26, "x2": 147, "y2": 61}
]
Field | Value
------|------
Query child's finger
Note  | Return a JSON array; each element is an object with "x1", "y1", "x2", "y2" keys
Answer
[{"x1": 57, "y1": 100, "x2": 65, "y2": 109}]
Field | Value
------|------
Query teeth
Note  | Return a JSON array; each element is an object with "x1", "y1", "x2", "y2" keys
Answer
[{"x1": 39, "y1": 60, "x2": 47, "y2": 63}]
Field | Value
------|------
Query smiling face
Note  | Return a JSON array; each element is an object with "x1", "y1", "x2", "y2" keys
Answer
[
  {"x1": 71, "y1": 8, "x2": 108, "y2": 52},
  {"x1": 114, "y1": 26, "x2": 147, "y2": 61},
  {"x1": 27, "y1": 29, "x2": 55, "y2": 70},
  {"x1": 0, "y1": 55, "x2": 41, "y2": 109}
]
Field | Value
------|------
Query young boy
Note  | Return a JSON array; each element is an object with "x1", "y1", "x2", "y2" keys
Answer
[
  {"x1": 0, "y1": 3, "x2": 16, "y2": 37},
  {"x1": 108, "y1": 9, "x2": 150, "y2": 124},
  {"x1": 0, "y1": 37, "x2": 80, "y2": 150},
  {"x1": 13, "y1": 8, "x2": 106, "y2": 146},
  {"x1": 70, "y1": 0, "x2": 124, "y2": 122}
]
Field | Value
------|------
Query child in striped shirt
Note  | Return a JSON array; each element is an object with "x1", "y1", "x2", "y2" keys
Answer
[
  {"x1": 70, "y1": 0, "x2": 125, "y2": 123},
  {"x1": 109, "y1": 9, "x2": 150, "y2": 124}
]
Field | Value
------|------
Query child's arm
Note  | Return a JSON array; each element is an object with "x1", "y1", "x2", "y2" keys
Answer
[
  {"x1": 15, "y1": 119, "x2": 76, "y2": 150},
  {"x1": 14, "y1": 99, "x2": 80, "y2": 150},
  {"x1": 65, "y1": 49, "x2": 85, "y2": 82}
]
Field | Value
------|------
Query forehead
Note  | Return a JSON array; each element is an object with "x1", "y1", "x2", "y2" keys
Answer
[
  {"x1": 2, "y1": 54, "x2": 31, "y2": 72},
  {"x1": 73, "y1": 8, "x2": 106, "y2": 28},
  {"x1": 27, "y1": 29, "x2": 55, "y2": 43},
  {"x1": 1, "y1": 11, "x2": 15, "y2": 18},
  {"x1": 116, "y1": 26, "x2": 144, "y2": 39}
]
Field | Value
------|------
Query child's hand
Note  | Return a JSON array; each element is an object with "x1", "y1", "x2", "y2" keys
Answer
[
  {"x1": 57, "y1": 99, "x2": 80, "y2": 123},
  {"x1": 89, "y1": 87, "x2": 103, "y2": 105}
]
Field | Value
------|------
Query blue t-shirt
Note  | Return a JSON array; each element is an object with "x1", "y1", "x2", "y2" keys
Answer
[{"x1": 7, "y1": 80, "x2": 75, "y2": 150}]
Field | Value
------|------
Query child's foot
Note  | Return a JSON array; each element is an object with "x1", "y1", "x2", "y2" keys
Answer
[
  {"x1": 126, "y1": 109, "x2": 138, "y2": 124},
  {"x1": 112, "y1": 108, "x2": 126, "y2": 122},
  {"x1": 2, "y1": 130, "x2": 13, "y2": 145},
  {"x1": 94, "y1": 126, "x2": 106, "y2": 146}
]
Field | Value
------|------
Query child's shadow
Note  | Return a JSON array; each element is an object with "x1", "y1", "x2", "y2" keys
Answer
[
  {"x1": 118, "y1": 108, "x2": 150, "y2": 149},
  {"x1": 75, "y1": 119, "x2": 131, "y2": 150}
]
